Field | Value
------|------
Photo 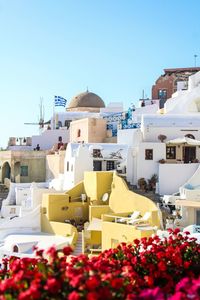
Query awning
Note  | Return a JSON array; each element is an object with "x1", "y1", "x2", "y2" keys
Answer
[
  {"x1": 167, "y1": 137, "x2": 200, "y2": 146},
  {"x1": 176, "y1": 200, "x2": 200, "y2": 208},
  {"x1": 87, "y1": 218, "x2": 102, "y2": 231}
]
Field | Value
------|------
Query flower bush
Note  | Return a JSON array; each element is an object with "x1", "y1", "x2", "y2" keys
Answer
[{"x1": 0, "y1": 229, "x2": 199, "y2": 299}]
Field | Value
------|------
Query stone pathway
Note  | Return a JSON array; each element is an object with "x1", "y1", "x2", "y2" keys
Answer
[{"x1": 128, "y1": 185, "x2": 161, "y2": 203}]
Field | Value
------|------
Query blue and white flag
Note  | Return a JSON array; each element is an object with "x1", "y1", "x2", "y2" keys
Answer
[{"x1": 54, "y1": 96, "x2": 67, "y2": 107}]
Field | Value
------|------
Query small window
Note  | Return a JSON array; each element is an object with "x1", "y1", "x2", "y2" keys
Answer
[
  {"x1": 64, "y1": 120, "x2": 71, "y2": 129},
  {"x1": 106, "y1": 161, "x2": 115, "y2": 171},
  {"x1": 66, "y1": 161, "x2": 69, "y2": 171},
  {"x1": 20, "y1": 166, "x2": 28, "y2": 176},
  {"x1": 77, "y1": 129, "x2": 81, "y2": 137},
  {"x1": 13, "y1": 245, "x2": 19, "y2": 253},
  {"x1": 93, "y1": 149, "x2": 103, "y2": 158},
  {"x1": 58, "y1": 121, "x2": 62, "y2": 128},
  {"x1": 158, "y1": 89, "x2": 167, "y2": 100},
  {"x1": 145, "y1": 149, "x2": 153, "y2": 160},
  {"x1": 166, "y1": 146, "x2": 176, "y2": 159}
]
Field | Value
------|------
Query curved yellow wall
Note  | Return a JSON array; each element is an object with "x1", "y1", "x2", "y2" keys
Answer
[
  {"x1": 84, "y1": 171, "x2": 113, "y2": 203},
  {"x1": 109, "y1": 173, "x2": 158, "y2": 215}
]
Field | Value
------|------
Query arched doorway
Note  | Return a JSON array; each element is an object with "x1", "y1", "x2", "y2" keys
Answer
[
  {"x1": 14, "y1": 162, "x2": 20, "y2": 183},
  {"x1": 1, "y1": 162, "x2": 11, "y2": 183},
  {"x1": 13, "y1": 245, "x2": 19, "y2": 253}
]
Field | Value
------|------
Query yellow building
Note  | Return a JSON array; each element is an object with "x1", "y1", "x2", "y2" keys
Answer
[
  {"x1": 0, "y1": 150, "x2": 47, "y2": 184},
  {"x1": 41, "y1": 171, "x2": 161, "y2": 255}
]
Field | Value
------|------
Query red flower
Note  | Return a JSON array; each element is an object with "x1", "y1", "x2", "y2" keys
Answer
[
  {"x1": 63, "y1": 246, "x2": 73, "y2": 256},
  {"x1": 174, "y1": 228, "x2": 180, "y2": 235},
  {"x1": 68, "y1": 291, "x2": 81, "y2": 300},
  {"x1": 86, "y1": 291, "x2": 100, "y2": 300},
  {"x1": 35, "y1": 249, "x2": 44, "y2": 257},
  {"x1": 111, "y1": 277, "x2": 123, "y2": 289},
  {"x1": 18, "y1": 290, "x2": 33, "y2": 300},
  {"x1": 139, "y1": 287, "x2": 165, "y2": 299},
  {"x1": 44, "y1": 278, "x2": 61, "y2": 294},
  {"x1": 158, "y1": 261, "x2": 167, "y2": 272},
  {"x1": 98, "y1": 286, "x2": 112, "y2": 299},
  {"x1": 46, "y1": 246, "x2": 57, "y2": 259},
  {"x1": 144, "y1": 275, "x2": 154, "y2": 287},
  {"x1": 134, "y1": 239, "x2": 140, "y2": 245},
  {"x1": 183, "y1": 261, "x2": 191, "y2": 269},
  {"x1": 86, "y1": 276, "x2": 100, "y2": 290},
  {"x1": 70, "y1": 274, "x2": 83, "y2": 288},
  {"x1": 184, "y1": 231, "x2": 190, "y2": 235},
  {"x1": 0, "y1": 231, "x2": 199, "y2": 299}
]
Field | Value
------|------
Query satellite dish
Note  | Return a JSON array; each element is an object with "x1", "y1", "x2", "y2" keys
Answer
[{"x1": 102, "y1": 193, "x2": 109, "y2": 202}]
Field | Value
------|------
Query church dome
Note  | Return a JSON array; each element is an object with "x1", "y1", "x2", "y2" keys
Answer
[{"x1": 67, "y1": 91, "x2": 105, "y2": 112}]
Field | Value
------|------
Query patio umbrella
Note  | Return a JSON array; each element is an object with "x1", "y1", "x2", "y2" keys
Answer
[{"x1": 167, "y1": 137, "x2": 200, "y2": 145}]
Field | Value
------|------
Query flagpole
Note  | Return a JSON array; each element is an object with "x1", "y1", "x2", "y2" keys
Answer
[{"x1": 53, "y1": 96, "x2": 67, "y2": 130}]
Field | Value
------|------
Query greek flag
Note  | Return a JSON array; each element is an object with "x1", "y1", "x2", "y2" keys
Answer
[{"x1": 54, "y1": 96, "x2": 67, "y2": 107}]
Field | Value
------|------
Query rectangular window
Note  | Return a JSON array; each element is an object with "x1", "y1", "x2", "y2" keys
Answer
[
  {"x1": 158, "y1": 89, "x2": 167, "y2": 99},
  {"x1": 93, "y1": 149, "x2": 103, "y2": 158},
  {"x1": 166, "y1": 146, "x2": 176, "y2": 159},
  {"x1": 93, "y1": 161, "x2": 102, "y2": 171},
  {"x1": 20, "y1": 166, "x2": 28, "y2": 176},
  {"x1": 145, "y1": 149, "x2": 153, "y2": 160},
  {"x1": 64, "y1": 120, "x2": 71, "y2": 129},
  {"x1": 106, "y1": 161, "x2": 115, "y2": 171},
  {"x1": 66, "y1": 161, "x2": 69, "y2": 171}
]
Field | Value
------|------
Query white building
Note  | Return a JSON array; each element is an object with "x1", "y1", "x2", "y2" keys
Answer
[
  {"x1": 162, "y1": 165, "x2": 200, "y2": 228},
  {"x1": 0, "y1": 182, "x2": 75, "y2": 257},
  {"x1": 117, "y1": 71, "x2": 200, "y2": 195},
  {"x1": 8, "y1": 91, "x2": 124, "y2": 151},
  {"x1": 50, "y1": 142, "x2": 130, "y2": 191}
]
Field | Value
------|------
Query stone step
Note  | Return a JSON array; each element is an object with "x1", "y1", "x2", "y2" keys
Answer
[{"x1": 72, "y1": 233, "x2": 83, "y2": 256}]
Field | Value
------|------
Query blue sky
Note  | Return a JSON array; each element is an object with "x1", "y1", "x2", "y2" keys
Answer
[{"x1": 0, "y1": 0, "x2": 200, "y2": 148}]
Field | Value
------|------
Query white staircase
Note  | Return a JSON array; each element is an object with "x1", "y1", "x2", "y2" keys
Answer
[{"x1": 72, "y1": 232, "x2": 83, "y2": 256}]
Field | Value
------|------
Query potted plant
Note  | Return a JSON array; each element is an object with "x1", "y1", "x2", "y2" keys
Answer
[
  {"x1": 138, "y1": 178, "x2": 147, "y2": 191},
  {"x1": 158, "y1": 159, "x2": 166, "y2": 164},
  {"x1": 158, "y1": 134, "x2": 167, "y2": 143},
  {"x1": 148, "y1": 174, "x2": 158, "y2": 192}
]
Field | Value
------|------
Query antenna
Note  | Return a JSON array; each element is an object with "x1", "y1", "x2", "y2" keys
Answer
[
  {"x1": 24, "y1": 98, "x2": 50, "y2": 132},
  {"x1": 142, "y1": 89, "x2": 145, "y2": 99},
  {"x1": 38, "y1": 97, "x2": 45, "y2": 127}
]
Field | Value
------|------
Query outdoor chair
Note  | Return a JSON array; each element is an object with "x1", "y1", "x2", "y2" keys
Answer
[
  {"x1": 127, "y1": 211, "x2": 151, "y2": 225},
  {"x1": 116, "y1": 211, "x2": 141, "y2": 224}
]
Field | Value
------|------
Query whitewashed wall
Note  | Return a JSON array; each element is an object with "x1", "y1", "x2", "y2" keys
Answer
[
  {"x1": 117, "y1": 128, "x2": 143, "y2": 146},
  {"x1": 159, "y1": 163, "x2": 199, "y2": 195},
  {"x1": 142, "y1": 126, "x2": 200, "y2": 142},
  {"x1": 63, "y1": 145, "x2": 93, "y2": 190},
  {"x1": 32, "y1": 128, "x2": 69, "y2": 150},
  {"x1": 126, "y1": 147, "x2": 135, "y2": 185},
  {"x1": 0, "y1": 206, "x2": 41, "y2": 240},
  {"x1": 137, "y1": 142, "x2": 166, "y2": 185}
]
